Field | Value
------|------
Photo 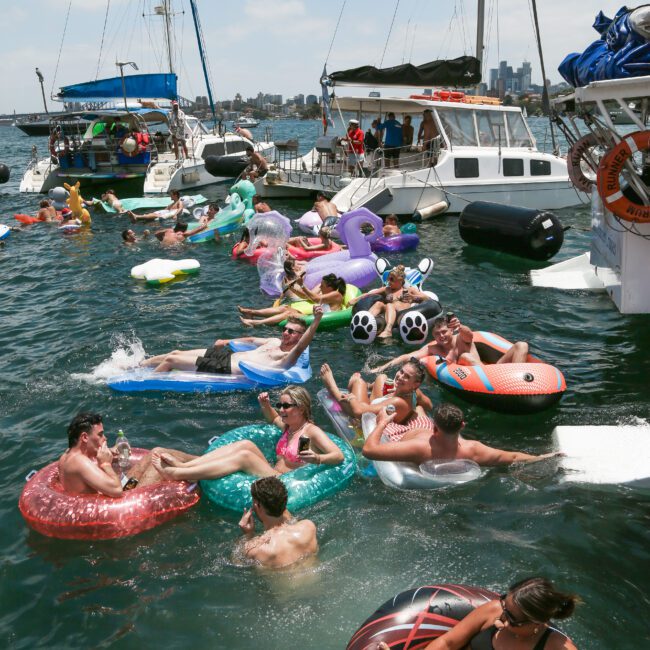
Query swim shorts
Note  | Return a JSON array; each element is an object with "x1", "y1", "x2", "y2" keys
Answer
[
  {"x1": 383, "y1": 145, "x2": 400, "y2": 160},
  {"x1": 195, "y1": 345, "x2": 233, "y2": 374}
]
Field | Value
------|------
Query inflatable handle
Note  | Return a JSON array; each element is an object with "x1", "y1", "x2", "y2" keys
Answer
[
  {"x1": 337, "y1": 208, "x2": 383, "y2": 258},
  {"x1": 25, "y1": 469, "x2": 37, "y2": 482},
  {"x1": 208, "y1": 436, "x2": 219, "y2": 445},
  {"x1": 186, "y1": 482, "x2": 198, "y2": 492}
]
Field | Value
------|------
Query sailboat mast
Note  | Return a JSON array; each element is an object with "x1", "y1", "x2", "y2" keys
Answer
[
  {"x1": 475, "y1": 0, "x2": 485, "y2": 81},
  {"x1": 162, "y1": 0, "x2": 175, "y2": 75},
  {"x1": 189, "y1": 0, "x2": 217, "y2": 124}
]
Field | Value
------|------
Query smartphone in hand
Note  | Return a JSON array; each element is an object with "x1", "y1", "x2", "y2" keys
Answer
[{"x1": 298, "y1": 435, "x2": 310, "y2": 453}]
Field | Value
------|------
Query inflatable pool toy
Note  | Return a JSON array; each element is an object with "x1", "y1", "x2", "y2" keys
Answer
[
  {"x1": 48, "y1": 186, "x2": 69, "y2": 210},
  {"x1": 0, "y1": 163, "x2": 9, "y2": 184},
  {"x1": 19, "y1": 448, "x2": 199, "y2": 540},
  {"x1": 317, "y1": 388, "x2": 362, "y2": 444},
  {"x1": 244, "y1": 211, "x2": 293, "y2": 258},
  {"x1": 423, "y1": 331, "x2": 567, "y2": 414},
  {"x1": 200, "y1": 424, "x2": 356, "y2": 512},
  {"x1": 303, "y1": 208, "x2": 383, "y2": 289},
  {"x1": 371, "y1": 233, "x2": 420, "y2": 253},
  {"x1": 64, "y1": 181, "x2": 91, "y2": 225},
  {"x1": 553, "y1": 425, "x2": 650, "y2": 487},
  {"x1": 15, "y1": 213, "x2": 63, "y2": 225},
  {"x1": 347, "y1": 583, "x2": 498, "y2": 649},
  {"x1": 277, "y1": 284, "x2": 362, "y2": 332},
  {"x1": 94, "y1": 194, "x2": 207, "y2": 215},
  {"x1": 186, "y1": 195, "x2": 247, "y2": 242},
  {"x1": 361, "y1": 409, "x2": 481, "y2": 489},
  {"x1": 297, "y1": 209, "x2": 323, "y2": 235},
  {"x1": 131, "y1": 258, "x2": 200, "y2": 285},
  {"x1": 350, "y1": 258, "x2": 442, "y2": 345},
  {"x1": 287, "y1": 238, "x2": 343, "y2": 261},
  {"x1": 0, "y1": 224, "x2": 10, "y2": 241},
  {"x1": 58, "y1": 220, "x2": 82, "y2": 234},
  {"x1": 107, "y1": 342, "x2": 311, "y2": 393}
]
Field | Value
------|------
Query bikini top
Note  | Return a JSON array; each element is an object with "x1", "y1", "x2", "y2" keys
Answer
[
  {"x1": 470, "y1": 626, "x2": 552, "y2": 650},
  {"x1": 275, "y1": 427, "x2": 306, "y2": 465}
]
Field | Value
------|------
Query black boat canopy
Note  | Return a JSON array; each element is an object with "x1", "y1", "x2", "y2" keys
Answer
[{"x1": 327, "y1": 56, "x2": 481, "y2": 88}]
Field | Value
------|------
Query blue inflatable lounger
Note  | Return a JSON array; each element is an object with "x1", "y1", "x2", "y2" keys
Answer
[
  {"x1": 200, "y1": 424, "x2": 357, "y2": 512},
  {"x1": 106, "y1": 342, "x2": 311, "y2": 393}
]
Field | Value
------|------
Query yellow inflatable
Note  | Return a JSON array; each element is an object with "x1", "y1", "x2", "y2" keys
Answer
[{"x1": 64, "y1": 181, "x2": 91, "y2": 225}]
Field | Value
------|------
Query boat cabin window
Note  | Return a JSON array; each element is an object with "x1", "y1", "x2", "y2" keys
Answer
[
  {"x1": 454, "y1": 158, "x2": 479, "y2": 178},
  {"x1": 530, "y1": 159, "x2": 551, "y2": 175},
  {"x1": 201, "y1": 142, "x2": 226, "y2": 157},
  {"x1": 503, "y1": 159, "x2": 524, "y2": 176},
  {"x1": 476, "y1": 111, "x2": 506, "y2": 147},
  {"x1": 505, "y1": 112, "x2": 533, "y2": 147},
  {"x1": 436, "y1": 108, "x2": 478, "y2": 146}
]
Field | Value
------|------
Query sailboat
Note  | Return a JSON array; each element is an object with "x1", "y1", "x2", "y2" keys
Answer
[{"x1": 19, "y1": 1, "x2": 274, "y2": 194}]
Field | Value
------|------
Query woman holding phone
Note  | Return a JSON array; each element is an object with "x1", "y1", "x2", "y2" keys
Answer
[{"x1": 152, "y1": 386, "x2": 343, "y2": 480}]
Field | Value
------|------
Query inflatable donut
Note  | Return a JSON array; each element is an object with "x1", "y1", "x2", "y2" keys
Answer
[
  {"x1": 347, "y1": 583, "x2": 498, "y2": 649},
  {"x1": 371, "y1": 233, "x2": 420, "y2": 254},
  {"x1": 424, "y1": 331, "x2": 566, "y2": 414},
  {"x1": 287, "y1": 238, "x2": 342, "y2": 261},
  {"x1": 19, "y1": 449, "x2": 199, "y2": 540}
]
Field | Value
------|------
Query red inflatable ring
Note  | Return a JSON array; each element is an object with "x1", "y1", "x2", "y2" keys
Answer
[
  {"x1": 19, "y1": 448, "x2": 200, "y2": 540},
  {"x1": 597, "y1": 130, "x2": 650, "y2": 223}
]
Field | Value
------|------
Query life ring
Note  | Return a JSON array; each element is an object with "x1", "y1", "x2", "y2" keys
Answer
[
  {"x1": 347, "y1": 583, "x2": 498, "y2": 649},
  {"x1": 423, "y1": 331, "x2": 566, "y2": 414},
  {"x1": 567, "y1": 132, "x2": 601, "y2": 193},
  {"x1": 18, "y1": 448, "x2": 199, "y2": 539},
  {"x1": 597, "y1": 130, "x2": 650, "y2": 223},
  {"x1": 49, "y1": 131, "x2": 59, "y2": 159},
  {"x1": 120, "y1": 136, "x2": 140, "y2": 157}
]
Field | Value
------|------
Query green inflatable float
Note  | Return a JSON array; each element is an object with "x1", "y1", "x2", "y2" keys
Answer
[{"x1": 200, "y1": 424, "x2": 356, "y2": 512}]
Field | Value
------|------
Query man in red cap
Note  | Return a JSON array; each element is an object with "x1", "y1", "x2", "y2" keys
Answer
[
  {"x1": 343, "y1": 118, "x2": 365, "y2": 175},
  {"x1": 169, "y1": 100, "x2": 188, "y2": 159}
]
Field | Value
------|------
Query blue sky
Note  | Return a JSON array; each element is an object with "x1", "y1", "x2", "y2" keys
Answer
[{"x1": 0, "y1": 0, "x2": 631, "y2": 114}]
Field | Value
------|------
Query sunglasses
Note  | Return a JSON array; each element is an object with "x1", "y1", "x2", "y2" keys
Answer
[
  {"x1": 283, "y1": 326, "x2": 304, "y2": 335},
  {"x1": 500, "y1": 597, "x2": 534, "y2": 627},
  {"x1": 275, "y1": 402, "x2": 297, "y2": 410}
]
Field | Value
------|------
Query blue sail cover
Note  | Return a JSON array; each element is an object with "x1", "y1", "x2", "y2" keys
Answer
[
  {"x1": 57, "y1": 73, "x2": 177, "y2": 101},
  {"x1": 559, "y1": 6, "x2": 650, "y2": 87}
]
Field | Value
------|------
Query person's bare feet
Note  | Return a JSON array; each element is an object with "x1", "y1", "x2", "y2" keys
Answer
[
  {"x1": 240, "y1": 316, "x2": 254, "y2": 327},
  {"x1": 320, "y1": 363, "x2": 344, "y2": 400},
  {"x1": 151, "y1": 453, "x2": 175, "y2": 479},
  {"x1": 378, "y1": 329, "x2": 393, "y2": 339}
]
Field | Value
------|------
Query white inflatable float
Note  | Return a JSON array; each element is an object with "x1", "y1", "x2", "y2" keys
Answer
[
  {"x1": 554, "y1": 425, "x2": 650, "y2": 487},
  {"x1": 131, "y1": 258, "x2": 200, "y2": 285},
  {"x1": 0, "y1": 224, "x2": 10, "y2": 241}
]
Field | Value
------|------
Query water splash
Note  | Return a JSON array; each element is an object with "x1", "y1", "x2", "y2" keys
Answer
[{"x1": 72, "y1": 334, "x2": 146, "y2": 383}]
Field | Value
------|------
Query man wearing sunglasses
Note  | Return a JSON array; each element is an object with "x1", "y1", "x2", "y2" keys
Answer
[{"x1": 141, "y1": 305, "x2": 323, "y2": 375}]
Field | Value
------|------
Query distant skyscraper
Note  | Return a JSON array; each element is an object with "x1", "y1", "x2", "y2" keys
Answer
[
  {"x1": 306, "y1": 94, "x2": 318, "y2": 105},
  {"x1": 489, "y1": 68, "x2": 498, "y2": 91},
  {"x1": 294, "y1": 94, "x2": 305, "y2": 106}
]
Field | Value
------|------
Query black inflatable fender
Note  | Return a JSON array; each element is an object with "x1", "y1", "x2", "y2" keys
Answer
[{"x1": 204, "y1": 154, "x2": 249, "y2": 178}]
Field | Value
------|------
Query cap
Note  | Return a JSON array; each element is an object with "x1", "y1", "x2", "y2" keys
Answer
[
  {"x1": 61, "y1": 208, "x2": 72, "y2": 216},
  {"x1": 349, "y1": 118, "x2": 359, "y2": 125},
  {"x1": 171, "y1": 100, "x2": 179, "y2": 106}
]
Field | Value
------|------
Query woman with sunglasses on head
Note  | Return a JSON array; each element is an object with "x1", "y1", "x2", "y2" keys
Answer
[
  {"x1": 424, "y1": 577, "x2": 580, "y2": 650},
  {"x1": 349, "y1": 265, "x2": 429, "y2": 338},
  {"x1": 320, "y1": 358, "x2": 433, "y2": 441},
  {"x1": 152, "y1": 385, "x2": 343, "y2": 481},
  {"x1": 238, "y1": 273, "x2": 347, "y2": 327}
]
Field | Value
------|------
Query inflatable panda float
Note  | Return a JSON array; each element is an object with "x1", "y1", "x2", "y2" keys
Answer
[{"x1": 350, "y1": 257, "x2": 442, "y2": 346}]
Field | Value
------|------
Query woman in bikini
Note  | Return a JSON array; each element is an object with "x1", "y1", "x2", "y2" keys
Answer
[
  {"x1": 349, "y1": 265, "x2": 430, "y2": 338},
  {"x1": 238, "y1": 273, "x2": 346, "y2": 327},
  {"x1": 424, "y1": 576, "x2": 580, "y2": 650},
  {"x1": 152, "y1": 386, "x2": 343, "y2": 481},
  {"x1": 320, "y1": 358, "x2": 433, "y2": 441}
]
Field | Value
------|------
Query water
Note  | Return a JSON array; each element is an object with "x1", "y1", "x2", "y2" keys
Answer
[{"x1": 1, "y1": 120, "x2": 649, "y2": 649}]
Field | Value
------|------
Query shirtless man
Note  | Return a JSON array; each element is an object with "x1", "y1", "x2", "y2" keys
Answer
[
  {"x1": 128, "y1": 190, "x2": 184, "y2": 222},
  {"x1": 58, "y1": 412, "x2": 192, "y2": 497},
  {"x1": 363, "y1": 402, "x2": 561, "y2": 467},
  {"x1": 243, "y1": 146, "x2": 268, "y2": 181},
  {"x1": 154, "y1": 221, "x2": 187, "y2": 246},
  {"x1": 417, "y1": 108, "x2": 440, "y2": 165},
  {"x1": 371, "y1": 314, "x2": 529, "y2": 372},
  {"x1": 313, "y1": 192, "x2": 340, "y2": 220},
  {"x1": 252, "y1": 195, "x2": 272, "y2": 213},
  {"x1": 101, "y1": 189, "x2": 123, "y2": 213},
  {"x1": 141, "y1": 305, "x2": 323, "y2": 374},
  {"x1": 37, "y1": 199, "x2": 58, "y2": 222},
  {"x1": 122, "y1": 228, "x2": 150, "y2": 244},
  {"x1": 238, "y1": 476, "x2": 318, "y2": 569},
  {"x1": 383, "y1": 214, "x2": 401, "y2": 237}
]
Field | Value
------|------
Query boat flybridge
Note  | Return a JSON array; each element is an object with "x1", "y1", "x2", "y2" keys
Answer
[{"x1": 256, "y1": 92, "x2": 582, "y2": 218}]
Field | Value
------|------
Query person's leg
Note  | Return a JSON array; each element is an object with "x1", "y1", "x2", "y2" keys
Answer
[
  {"x1": 320, "y1": 363, "x2": 347, "y2": 402},
  {"x1": 497, "y1": 341, "x2": 529, "y2": 364},
  {"x1": 151, "y1": 350, "x2": 206, "y2": 372},
  {"x1": 378, "y1": 304, "x2": 397, "y2": 338},
  {"x1": 240, "y1": 309, "x2": 297, "y2": 327},
  {"x1": 347, "y1": 372, "x2": 370, "y2": 403},
  {"x1": 370, "y1": 374, "x2": 388, "y2": 400},
  {"x1": 160, "y1": 440, "x2": 264, "y2": 469},
  {"x1": 369, "y1": 301, "x2": 385, "y2": 317},
  {"x1": 238, "y1": 305, "x2": 285, "y2": 317},
  {"x1": 131, "y1": 448, "x2": 197, "y2": 486}
]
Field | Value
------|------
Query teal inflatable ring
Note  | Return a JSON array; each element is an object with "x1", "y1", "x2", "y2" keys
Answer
[{"x1": 200, "y1": 424, "x2": 357, "y2": 512}]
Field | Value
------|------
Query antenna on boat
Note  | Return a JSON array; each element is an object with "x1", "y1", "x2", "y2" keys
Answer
[
  {"x1": 189, "y1": 0, "x2": 217, "y2": 127},
  {"x1": 35, "y1": 68, "x2": 49, "y2": 115}
]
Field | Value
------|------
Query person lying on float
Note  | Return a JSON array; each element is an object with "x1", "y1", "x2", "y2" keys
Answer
[
  {"x1": 141, "y1": 305, "x2": 323, "y2": 374},
  {"x1": 349, "y1": 264, "x2": 430, "y2": 339},
  {"x1": 287, "y1": 225, "x2": 335, "y2": 252},
  {"x1": 371, "y1": 314, "x2": 529, "y2": 373},
  {"x1": 320, "y1": 359, "x2": 433, "y2": 440},
  {"x1": 59, "y1": 412, "x2": 191, "y2": 498},
  {"x1": 238, "y1": 476, "x2": 318, "y2": 569},
  {"x1": 127, "y1": 189, "x2": 185, "y2": 222},
  {"x1": 363, "y1": 403, "x2": 561, "y2": 467},
  {"x1": 239, "y1": 274, "x2": 346, "y2": 327}
]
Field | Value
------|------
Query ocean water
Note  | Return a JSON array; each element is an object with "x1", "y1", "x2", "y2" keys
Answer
[{"x1": 0, "y1": 119, "x2": 649, "y2": 649}]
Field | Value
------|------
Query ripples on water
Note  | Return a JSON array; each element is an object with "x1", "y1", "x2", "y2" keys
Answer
[{"x1": 1, "y1": 121, "x2": 649, "y2": 648}]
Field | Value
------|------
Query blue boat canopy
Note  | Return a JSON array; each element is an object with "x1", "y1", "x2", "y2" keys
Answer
[{"x1": 56, "y1": 73, "x2": 177, "y2": 101}]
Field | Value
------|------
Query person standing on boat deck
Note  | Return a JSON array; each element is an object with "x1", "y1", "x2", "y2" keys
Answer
[
  {"x1": 418, "y1": 108, "x2": 440, "y2": 165},
  {"x1": 168, "y1": 100, "x2": 188, "y2": 160},
  {"x1": 237, "y1": 476, "x2": 318, "y2": 569},
  {"x1": 243, "y1": 146, "x2": 268, "y2": 181},
  {"x1": 343, "y1": 119, "x2": 365, "y2": 175},
  {"x1": 402, "y1": 115, "x2": 414, "y2": 147},
  {"x1": 377, "y1": 112, "x2": 403, "y2": 168}
]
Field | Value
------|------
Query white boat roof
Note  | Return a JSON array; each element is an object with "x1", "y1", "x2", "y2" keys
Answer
[
  {"x1": 332, "y1": 95, "x2": 522, "y2": 113},
  {"x1": 551, "y1": 74, "x2": 650, "y2": 107}
]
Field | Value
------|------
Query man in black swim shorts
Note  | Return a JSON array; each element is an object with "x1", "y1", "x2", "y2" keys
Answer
[{"x1": 195, "y1": 344, "x2": 233, "y2": 374}]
